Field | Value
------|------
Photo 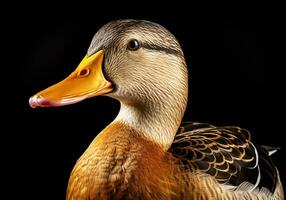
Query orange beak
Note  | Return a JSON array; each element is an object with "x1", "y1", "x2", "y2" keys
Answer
[{"x1": 29, "y1": 50, "x2": 113, "y2": 108}]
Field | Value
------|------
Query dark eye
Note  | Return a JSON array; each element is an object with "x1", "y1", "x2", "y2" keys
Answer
[{"x1": 127, "y1": 39, "x2": 141, "y2": 51}]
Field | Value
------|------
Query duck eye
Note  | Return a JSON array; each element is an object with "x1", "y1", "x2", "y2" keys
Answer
[{"x1": 127, "y1": 39, "x2": 141, "y2": 51}]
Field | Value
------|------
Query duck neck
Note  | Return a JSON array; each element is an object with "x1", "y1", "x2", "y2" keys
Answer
[{"x1": 113, "y1": 90, "x2": 188, "y2": 151}]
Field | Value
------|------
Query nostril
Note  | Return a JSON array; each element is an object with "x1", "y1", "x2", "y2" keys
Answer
[{"x1": 78, "y1": 69, "x2": 90, "y2": 77}]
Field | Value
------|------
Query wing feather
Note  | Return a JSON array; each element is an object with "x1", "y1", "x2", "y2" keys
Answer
[{"x1": 170, "y1": 122, "x2": 277, "y2": 192}]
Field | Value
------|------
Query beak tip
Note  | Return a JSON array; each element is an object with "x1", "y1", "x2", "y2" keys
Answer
[
  {"x1": 29, "y1": 95, "x2": 39, "y2": 108},
  {"x1": 29, "y1": 95, "x2": 63, "y2": 108}
]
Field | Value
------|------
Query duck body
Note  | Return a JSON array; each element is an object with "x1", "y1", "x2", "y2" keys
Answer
[
  {"x1": 29, "y1": 20, "x2": 284, "y2": 199},
  {"x1": 67, "y1": 122, "x2": 283, "y2": 200}
]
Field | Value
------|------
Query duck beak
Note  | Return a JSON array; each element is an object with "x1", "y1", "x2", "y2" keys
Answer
[{"x1": 29, "y1": 50, "x2": 113, "y2": 108}]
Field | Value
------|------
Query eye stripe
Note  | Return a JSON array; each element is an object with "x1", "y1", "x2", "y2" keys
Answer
[{"x1": 142, "y1": 42, "x2": 182, "y2": 56}]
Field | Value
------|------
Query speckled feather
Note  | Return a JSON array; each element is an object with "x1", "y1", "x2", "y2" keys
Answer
[{"x1": 170, "y1": 122, "x2": 278, "y2": 192}]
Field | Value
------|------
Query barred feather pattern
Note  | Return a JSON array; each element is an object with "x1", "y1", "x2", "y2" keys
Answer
[{"x1": 169, "y1": 122, "x2": 284, "y2": 199}]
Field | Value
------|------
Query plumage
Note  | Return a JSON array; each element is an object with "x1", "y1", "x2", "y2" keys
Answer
[
  {"x1": 170, "y1": 122, "x2": 274, "y2": 191},
  {"x1": 29, "y1": 19, "x2": 284, "y2": 199}
]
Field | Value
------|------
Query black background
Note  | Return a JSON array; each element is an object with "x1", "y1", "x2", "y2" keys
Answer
[{"x1": 8, "y1": 5, "x2": 284, "y2": 199}]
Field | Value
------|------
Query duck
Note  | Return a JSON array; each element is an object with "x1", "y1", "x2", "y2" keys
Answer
[{"x1": 29, "y1": 19, "x2": 284, "y2": 200}]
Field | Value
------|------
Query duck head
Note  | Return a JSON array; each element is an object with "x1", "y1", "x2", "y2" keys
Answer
[{"x1": 29, "y1": 20, "x2": 188, "y2": 150}]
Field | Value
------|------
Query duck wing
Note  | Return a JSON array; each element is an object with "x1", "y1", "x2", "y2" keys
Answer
[{"x1": 169, "y1": 122, "x2": 278, "y2": 192}]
